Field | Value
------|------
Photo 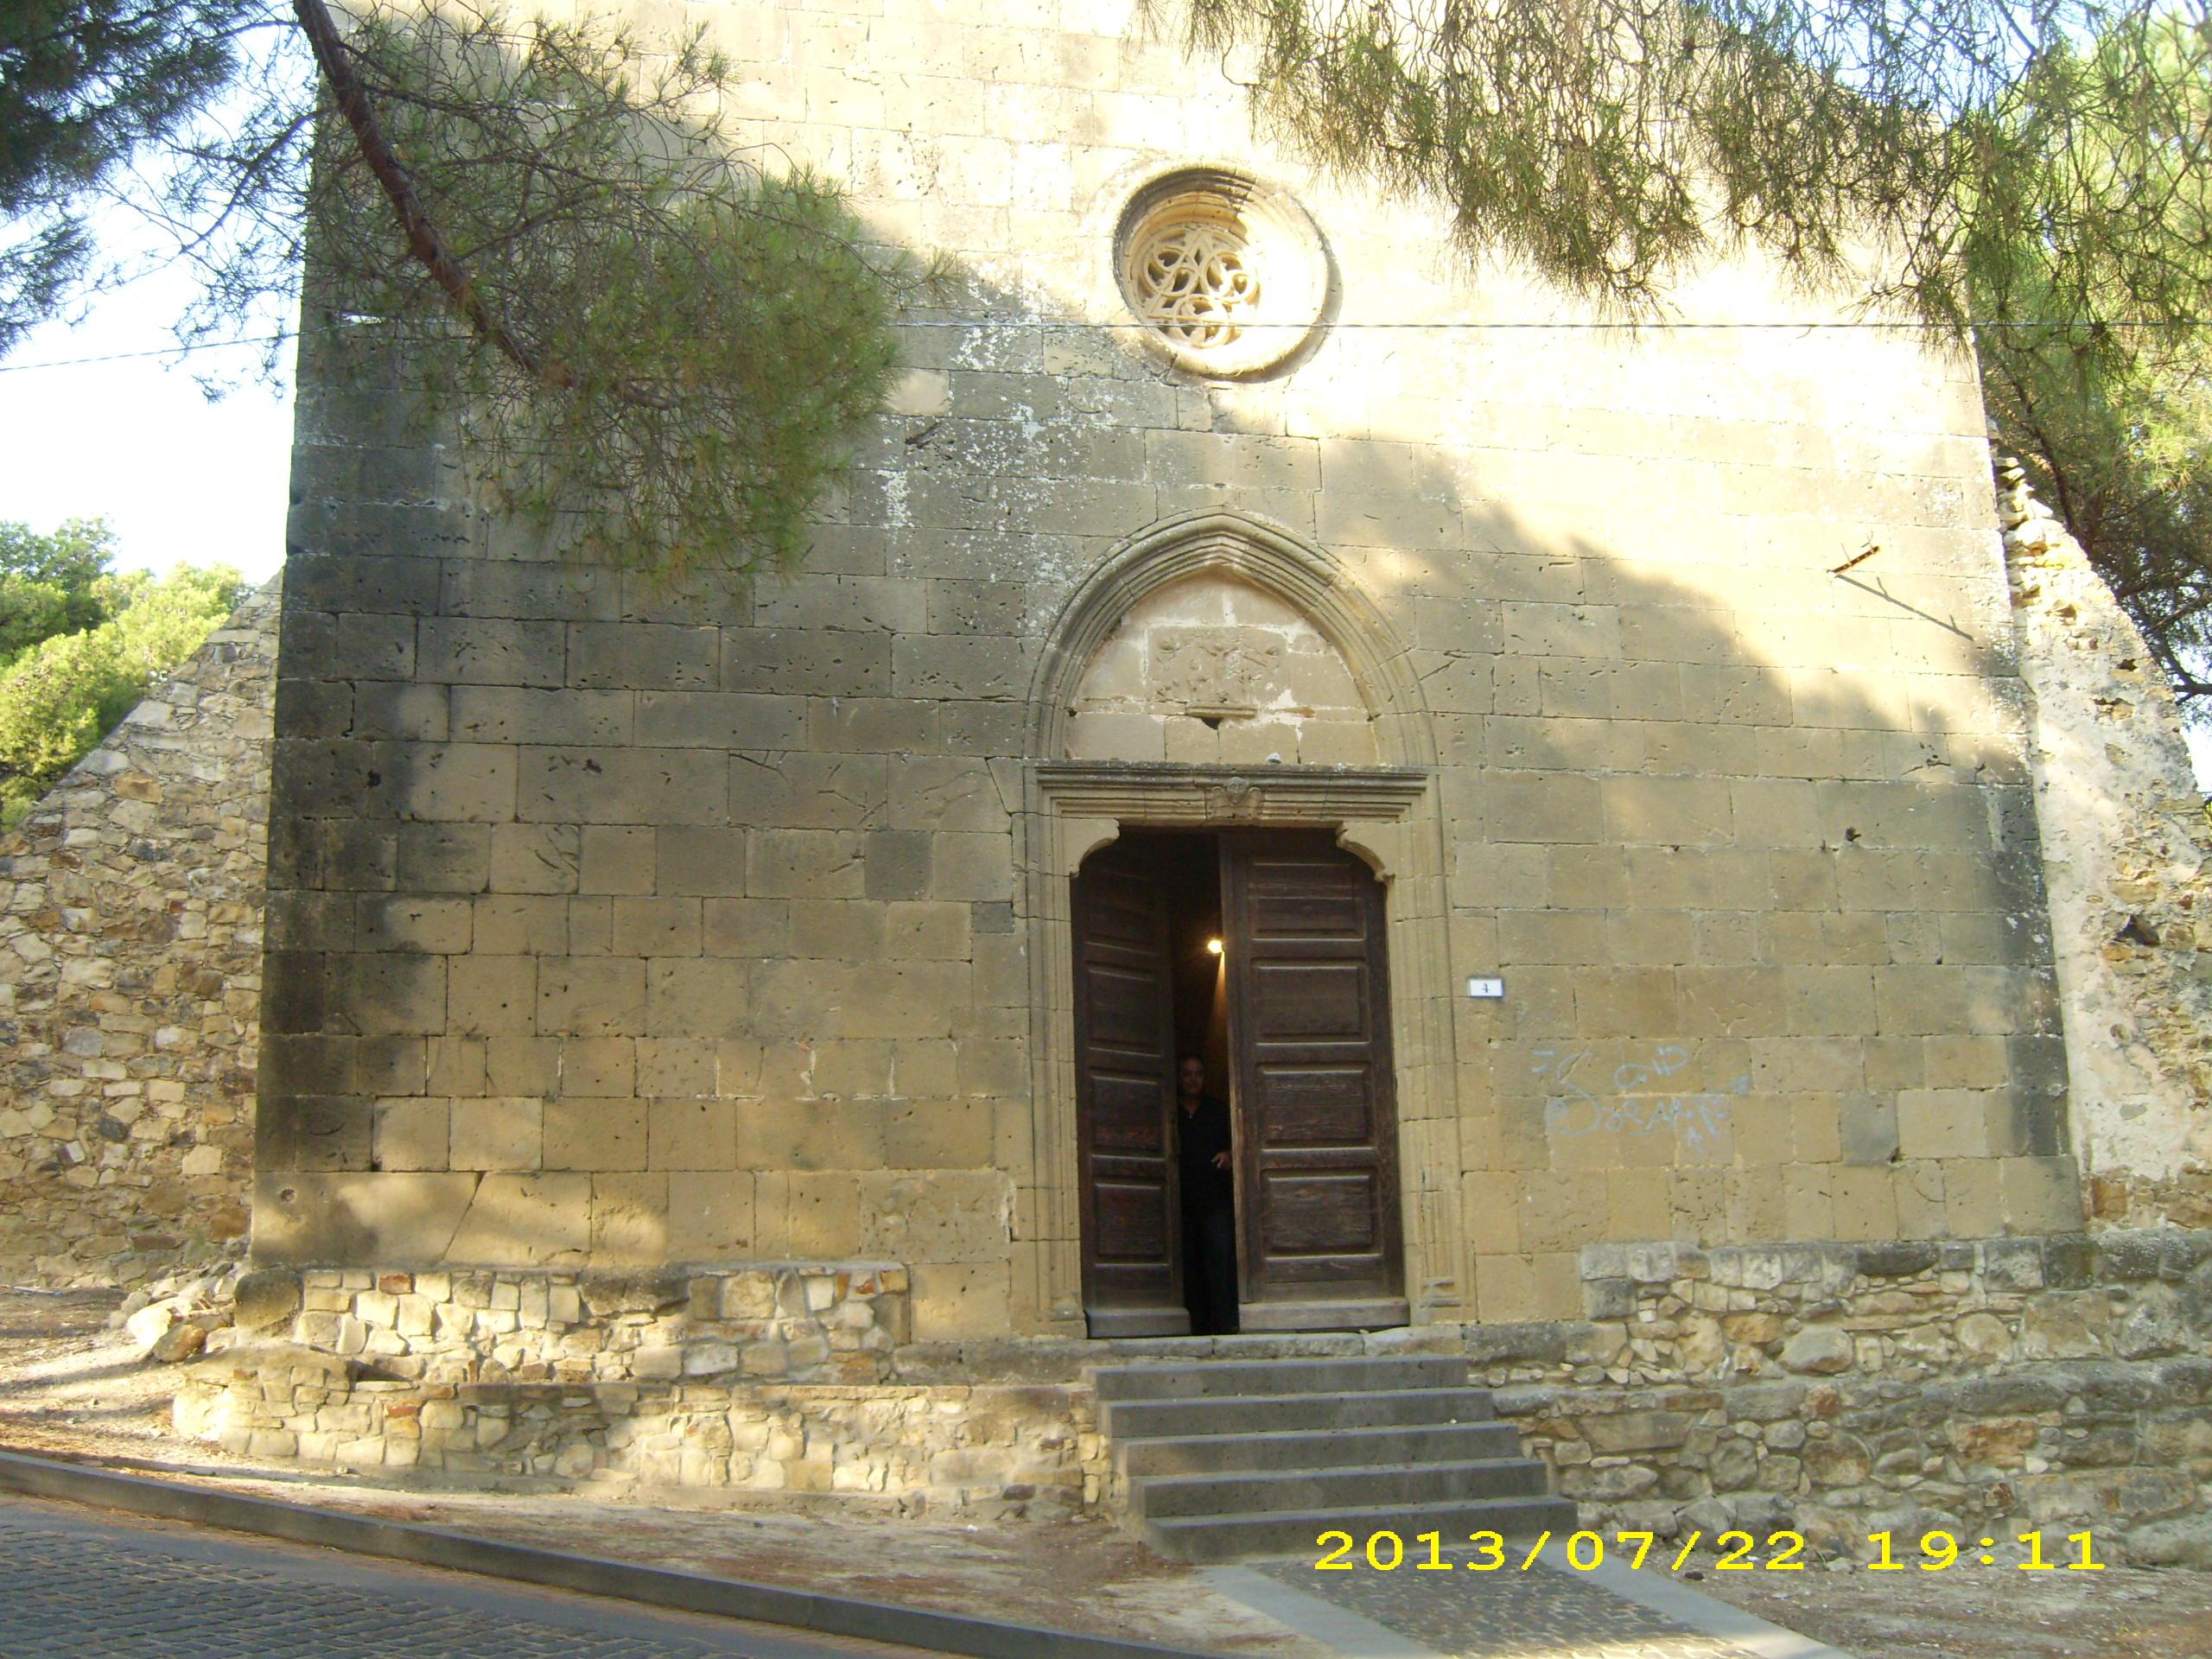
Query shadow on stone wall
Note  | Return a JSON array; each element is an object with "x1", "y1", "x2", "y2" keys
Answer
[{"x1": 260, "y1": 228, "x2": 2092, "y2": 1300}]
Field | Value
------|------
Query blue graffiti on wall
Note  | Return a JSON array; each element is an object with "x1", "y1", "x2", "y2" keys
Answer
[{"x1": 1532, "y1": 1045, "x2": 1751, "y2": 1156}]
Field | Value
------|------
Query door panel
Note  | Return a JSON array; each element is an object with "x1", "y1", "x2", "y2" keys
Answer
[
  {"x1": 1256, "y1": 1066, "x2": 1373, "y2": 1143},
  {"x1": 1223, "y1": 831, "x2": 1406, "y2": 1330},
  {"x1": 1072, "y1": 845, "x2": 1188, "y2": 1336}
]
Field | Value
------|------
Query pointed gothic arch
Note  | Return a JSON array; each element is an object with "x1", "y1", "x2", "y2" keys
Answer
[
  {"x1": 1026, "y1": 509, "x2": 1438, "y2": 771},
  {"x1": 1011, "y1": 510, "x2": 1471, "y2": 1338}
]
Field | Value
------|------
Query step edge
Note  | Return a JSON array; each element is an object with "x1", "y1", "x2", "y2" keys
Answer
[
  {"x1": 1129, "y1": 1457, "x2": 1550, "y2": 1493},
  {"x1": 1114, "y1": 1421, "x2": 1516, "y2": 1451},
  {"x1": 1106, "y1": 1433, "x2": 1522, "y2": 1468},
  {"x1": 1141, "y1": 1495, "x2": 1579, "y2": 1534},
  {"x1": 1100, "y1": 1386, "x2": 1497, "y2": 1410}
]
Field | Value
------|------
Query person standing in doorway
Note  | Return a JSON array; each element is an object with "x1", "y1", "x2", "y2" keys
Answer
[{"x1": 1175, "y1": 1053, "x2": 1238, "y2": 1335}]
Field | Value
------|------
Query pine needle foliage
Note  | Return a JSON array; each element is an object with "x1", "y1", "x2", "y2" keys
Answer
[
  {"x1": 10, "y1": 1, "x2": 920, "y2": 580},
  {"x1": 296, "y1": 3, "x2": 917, "y2": 576},
  {"x1": 1166, "y1": 0, "x2": 2212, "y2": 707},
  {"x1": 1162, "y1": 0, "x2": 2212, "y2": 340},
  {"x1": 0, "y1": 0, "x2": 258, "y2": 352},
  {"x1": 1971, "y1": 12, "x2": 2212, "y2": 708}
]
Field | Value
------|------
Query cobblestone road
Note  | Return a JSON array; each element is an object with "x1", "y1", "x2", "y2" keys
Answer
[
  {"x1": 1255, "y1": 1547, "x2": 1782, "y2": 1659},
  {"x1": 0, "y1": 1496, "x2": 930, "y2": 1659}
]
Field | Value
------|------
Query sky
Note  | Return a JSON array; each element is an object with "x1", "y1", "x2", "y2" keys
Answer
[
  {"x1": 0, "y1": 264, "x2": 293, "y2": 587},
  {"x1": 4, "y1": 254, "x2": 2209, "y2": 788}
]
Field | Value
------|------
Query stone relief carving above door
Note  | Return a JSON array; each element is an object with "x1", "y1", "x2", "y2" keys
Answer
[{"x1": 1065, "y1": 572, "x2": 1378, "y2": 766}]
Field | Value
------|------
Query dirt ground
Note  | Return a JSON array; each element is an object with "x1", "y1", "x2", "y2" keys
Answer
[{"x1": 3, "y1": 1287, "x2": 2209, "y2": 1658}]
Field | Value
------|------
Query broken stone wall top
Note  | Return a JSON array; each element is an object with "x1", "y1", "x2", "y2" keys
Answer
[
  {"x1": 2003, "y1": 465, "x2": 2212, "y2": 1228},
  {"x1": 0, "y1": 578, "x2": 278, "y2": 1284}
]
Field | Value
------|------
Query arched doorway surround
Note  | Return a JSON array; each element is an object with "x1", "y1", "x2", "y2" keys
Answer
[{"x1": 1015, "y1": 509, "x2": 1468, "y2": 1336}]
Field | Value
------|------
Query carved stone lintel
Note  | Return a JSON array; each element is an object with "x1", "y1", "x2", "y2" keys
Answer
[{"x1": 1204, "y1": 778, "x2": 1262, "y2": 821}]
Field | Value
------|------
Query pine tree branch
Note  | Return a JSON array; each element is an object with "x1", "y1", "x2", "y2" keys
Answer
[{"x1": 290, "y1": 0, "x2": 556, "y2": 386}]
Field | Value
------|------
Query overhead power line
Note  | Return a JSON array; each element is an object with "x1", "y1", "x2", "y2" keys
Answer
[{"x1": 3, "y1": 316, "x2": 2207, "y2": 374}]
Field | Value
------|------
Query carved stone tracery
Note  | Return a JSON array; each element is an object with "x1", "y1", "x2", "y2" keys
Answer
[
  {"x1": 1129, "y1": 213, "x2": 1263, "y2": 348},
  {"x1": 1110, "y1": 168, "x2": 1328, "y2": 378}
]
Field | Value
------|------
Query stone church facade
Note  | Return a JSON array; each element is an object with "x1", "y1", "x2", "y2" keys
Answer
[
  {"x1": 261, "y1": 0, "x2": 2092, "y2": 1335},
  {"x1": 16, "y1": 0, "x2": 2205, "y2": 1547}
]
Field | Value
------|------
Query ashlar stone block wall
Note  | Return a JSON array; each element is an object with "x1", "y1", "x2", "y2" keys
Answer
[
  {"x1": 0, "y1": 581, "x2": 277, "y2": 1284},
  {"x1": 261, "y1": 0, "x2": 2083, "y2": 1336}
]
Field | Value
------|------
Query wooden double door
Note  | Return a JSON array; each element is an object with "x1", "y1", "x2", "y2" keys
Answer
[{"x1": 1072, "y1": 830, "x2": 1407, "y2": 1335}]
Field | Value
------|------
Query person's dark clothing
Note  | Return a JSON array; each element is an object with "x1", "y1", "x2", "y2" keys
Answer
[
  {"x1": 1176, "y1": 1093, "x2": 1238, "y2": 1334},
  {"x1": 1176, "y1": 1093, "x2": 1233, "y2": 1206},
  {"x1": 1183, "y1": 1199, "x2": 1238, "y2": 1337}
]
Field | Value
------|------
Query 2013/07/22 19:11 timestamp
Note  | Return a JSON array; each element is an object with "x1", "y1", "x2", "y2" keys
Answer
[{"x1": 1312, "y1": 1529, "x2": 2108, "y2": 1573}]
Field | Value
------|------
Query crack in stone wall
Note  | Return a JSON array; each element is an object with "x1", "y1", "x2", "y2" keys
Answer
[{"x1": 0, "y1": 580, "x2": 278, "y2": 1285}]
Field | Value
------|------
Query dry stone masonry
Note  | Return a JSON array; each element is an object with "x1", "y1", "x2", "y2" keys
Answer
[
  {"x1": 1478, "y1": 1228, "x2": 2212, "y2": 1567},
  {"x1": 0, "y1": 581, "x2": 277, "y2": 1285},
  {"x1": 2003, "y1": 461, "x2": 2212, "y2": 1230},
  {"x1": 177, "y1": 1262, "x2": 1096, "y2": 1510}
]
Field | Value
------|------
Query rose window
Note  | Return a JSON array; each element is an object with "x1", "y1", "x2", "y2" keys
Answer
[
  {"x1": 1112, "y1": 168, "x2": 1329, "y2": 378},
  {"x1": 1130, "y1": 215, "x2": 1263, "y2": 348}
]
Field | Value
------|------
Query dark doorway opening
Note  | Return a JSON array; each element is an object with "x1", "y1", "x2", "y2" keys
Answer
[
  {"x1": 1138, "y1": 832, "x2": 1237, "y2": 1336},
  {"x1": 1071, "y1": 828, "x2": 1408, "y2": 1339}
]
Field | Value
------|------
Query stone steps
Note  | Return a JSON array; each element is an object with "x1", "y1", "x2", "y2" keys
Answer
[
  {"x1": 1091, "y1": 1353, "x2": 1573, "y2": 1562},
  {"x1": 1116, "y1": 1420, "x2": 1522, "y2": 1477},
  {"x1": 1098, "y1": 1385, "x2": 1496, "y2": 1440},
  {"x1": 1127, "y1": 1456, "x2": 1554, "y2": 1519},
  {"x1": 1092, "y1": 1354, "x2": 1467, "y2": 1401}
]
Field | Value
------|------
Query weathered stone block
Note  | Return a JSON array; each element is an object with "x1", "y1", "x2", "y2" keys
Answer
[
  {"x1": 518, "y1": 748, "x2": 724, "y2": 826},
  {"x1": 372, "y1": 1098, "x2": 450, "y2": 1173},
  {"x1": 444, "y1": 1175, "x2": 591, "y2": 1265},
  {"x1": 567, "y1": 623, "x2": 718, "y2": 690},
  {"x1": 448, "y1": 1098, "x2": 543, "y2": 1173},
  {"x1": 252, "y1": 1173, "x2": 477, "y2": 1264},
  {"x1": 537, "y1": 958, "x2": 647, "y2": 1038}
]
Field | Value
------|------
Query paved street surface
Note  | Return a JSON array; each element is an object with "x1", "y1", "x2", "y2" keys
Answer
[
  {"x1": 0, "y1": 1495, "x2": 937, "y2": 1659},
  {"x1": 1250, "y1": 1546, "x2": 1795, "y2": 1659},
  {"x1": 0, "y1": 1487, "x2": 1836, "y2": 1659}
]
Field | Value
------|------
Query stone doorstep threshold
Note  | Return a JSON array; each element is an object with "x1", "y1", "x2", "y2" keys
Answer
[{"x1": 0, "y1": 1448, "x2": 1210, "y2": 1659}]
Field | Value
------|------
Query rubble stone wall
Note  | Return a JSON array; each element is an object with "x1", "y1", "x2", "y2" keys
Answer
[
  {"x1": 0, "y1": 582, "x2": 278, "y2": 1285},
  {"x1": 243, "y1": 1261, "x2": 910, "y2": 1384},
  {"x1": 177, "y1": 1260, "x2": 1096, "y2": 1511},
  {"x1": 2002, "y1": 465, "x2": 2212, "y2": 1230},
  {"x1": 176, "y1": 1362, "x2": 1097, "y2": 1511},
  {"x1": 172, "y1": 1230, "x2": 2211, "y2": 1555},
  {"x1": 1478, "y1": 1227, "x2": 2212, "y2": 1566}
]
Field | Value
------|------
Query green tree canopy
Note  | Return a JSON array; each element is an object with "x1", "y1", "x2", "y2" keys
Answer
[
  {"x1": 1169, "y1": 0, "x2": 2212, "y2": 709},
  {"x1": 0, "y1": 521, "x2": 248, "y2": 823},
  {"x1": 0, "y1": 0, "x2": 257, "y2": 351},
  {"x1": 1165, "y1": 0, "x2": 2212, "y2": 335},
  {"x1": 0, "y1": 516, "x2": 115, "y2": 664},
  {"x1": 1969, "y1": 13, "x2": 2212, "y2": 706}
]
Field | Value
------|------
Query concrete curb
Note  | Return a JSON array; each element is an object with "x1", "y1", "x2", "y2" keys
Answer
[{"x1": 0, "y1": 1448, "x2": 1212, "y2": 1659}]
